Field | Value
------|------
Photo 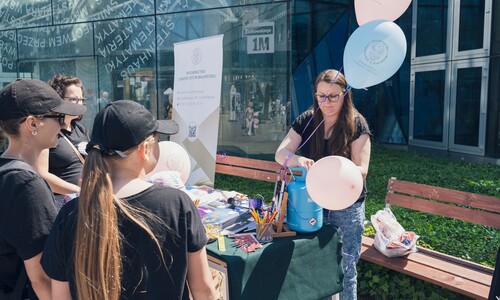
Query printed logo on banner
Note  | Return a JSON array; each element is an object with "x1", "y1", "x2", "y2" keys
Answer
[{"x1": 191, "y1": 48, "x2": 202, "y2": 65}]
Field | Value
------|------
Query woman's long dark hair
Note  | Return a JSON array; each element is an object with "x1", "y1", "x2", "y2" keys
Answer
[{"x1": 310, "y1": 69, "x2": 362, "y2": 161}]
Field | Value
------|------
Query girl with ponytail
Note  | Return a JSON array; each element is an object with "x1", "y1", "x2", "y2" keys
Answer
[{"x1": 41, "y1": 100, "x2": 216, "y2": 299}]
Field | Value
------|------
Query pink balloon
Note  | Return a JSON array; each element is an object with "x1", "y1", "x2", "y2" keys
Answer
[
  {"x1": 355, "y1": 0, "x2": 412, "y2": 26},
  {"x1": 305, "y1": 156, "x2": 363, "y2": 210},
  {"x1": 147, "y1": 141, "x2": 191, "y2": 183}
]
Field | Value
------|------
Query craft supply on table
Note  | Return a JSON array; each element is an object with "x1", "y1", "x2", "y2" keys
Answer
[
  {"x1": 204, "y1": 222, "x2": 222, "y2": 242},
  {"x1": 217, "y1": 235, "x2": 226, "y2": 251},
  {"x1": 233, "y1": 234, "x2": 262, "y2": 253},
  {"x1": 249, "y1": 208, "x2": 277, "y2": 243}
]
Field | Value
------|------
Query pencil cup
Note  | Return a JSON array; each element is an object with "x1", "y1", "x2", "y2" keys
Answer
[{"x1": 256, "y1": 222, "x2": 274, "y2": 243}]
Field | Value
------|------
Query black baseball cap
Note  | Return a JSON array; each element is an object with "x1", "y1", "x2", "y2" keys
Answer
[
  {"x1": 87, "y1": 100, "x2": 179, "y2": 157},
  {"x1": 0, "y1": 78, "x2": 87, "y2": 120}
]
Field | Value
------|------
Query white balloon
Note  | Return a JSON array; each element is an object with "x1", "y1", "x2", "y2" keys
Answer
[
  {"x1": 306, "y1": 156, "x2": 363, "y2": 210},
  {"x1": 147, "y1": 141, "x2": 191, "y2": 183},
  {"x1": 343, "y1": 20, "x2": 407, "y2": 89}
]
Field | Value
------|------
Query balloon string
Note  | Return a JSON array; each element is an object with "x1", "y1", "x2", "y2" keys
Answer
[{"x1": 280, "y1": 68, "x2": 344, "y2": 172}]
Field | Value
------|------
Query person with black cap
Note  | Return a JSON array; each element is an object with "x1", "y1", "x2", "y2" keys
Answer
[
  {"x1": 41, "y1": 100, "x2": 217, "y2": 300},
  {"x1": 0, "y1": 79, "x2": 87, "y2": 300},
  {"x1": 36, "y1": 75, "x2": 90, "y2": 210}
]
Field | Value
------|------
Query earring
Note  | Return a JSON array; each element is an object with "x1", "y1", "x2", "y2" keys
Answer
[{"x1": 32, "y1": 130, "x2": 38, "y2": 136}]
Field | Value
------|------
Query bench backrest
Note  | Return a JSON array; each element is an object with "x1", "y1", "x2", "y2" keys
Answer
[
  {"x1": 386, "y1": 177, "x2": 500, "y2": 228},
  {"x1": 215, "y1": 154, "x2": 283, "y2": 182}
]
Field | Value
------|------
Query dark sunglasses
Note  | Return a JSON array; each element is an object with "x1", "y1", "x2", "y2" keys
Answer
[{"x1": 42, "y1": 114, "x2": 66, "y2": 126}]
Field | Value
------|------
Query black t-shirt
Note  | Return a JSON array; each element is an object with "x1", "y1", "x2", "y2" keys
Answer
[
  {"x1": 41, "y1": 185, "x2": 207, "y2": 300},
  {"x1": 49, "y1": 121, "x2": 89, "y2": 187},
  {"x1": 0, "y1": 158, "x2": 57, "y2": 295},
  {"x1": 291, "y1": 110, "x2": 371, "y2": 203},
  {"x1": 291, "y1": 110, "x2": 371, "y2": 159}
]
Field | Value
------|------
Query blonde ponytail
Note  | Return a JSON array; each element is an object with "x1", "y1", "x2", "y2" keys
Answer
[{"x1": 74, "y1": 138, "x2": 168, "y2": 300}]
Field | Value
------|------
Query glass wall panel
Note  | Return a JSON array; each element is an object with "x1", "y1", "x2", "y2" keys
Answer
[
  {"x1": 492, "y1": 0, "x2": 500, "y2": 55},
  {"x1": 291, "y1": 0, "x2": 349, "y2": 69},
  {"x1": 52, "y1": 0, "x2": 154, "y2": 24},
  {"x1": 0, "y1": 0, "x2": 51, "y2": 30},
  {"x1": 454, "y1": 67, "x2": 481, "y2": 146},
  {"x1": 94, "y1": 17, "x2": 157, "y2": 115},
  {"x1": 458, "y1": 0, "x2": 485, "y2": 51},
  {"x1": 486, "y1": 57, "x2": 500, "y2": 158},
  {"x1": 17, "y1": 24, "x2": 93, "y2": 60},
  {"x1": 157, "y1": 3, "x2": 288, "y2": 156},
  {"x1": 0, "y1": 31, "x2": 17, "y2": 82},
  {"x1": 413, "y1": 70, "x2": 445, "y2": 142},
  {"x1": 416, "y1": 0, "x2": 448, "y2": 57},
  {"x1": 156, "y1": 0, "x2": 277, "y2": 14}
]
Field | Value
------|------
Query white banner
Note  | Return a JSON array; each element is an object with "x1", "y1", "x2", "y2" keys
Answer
[{"x1": 171, "y1": 35, "x2": 223, "y2": 186}]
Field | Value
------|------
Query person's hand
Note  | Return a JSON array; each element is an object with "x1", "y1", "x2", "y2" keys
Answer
[{"x1": 297, "y1": 156, "x2": 314, "y2": 169}]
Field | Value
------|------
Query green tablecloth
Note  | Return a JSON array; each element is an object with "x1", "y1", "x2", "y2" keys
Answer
[{"x1": 206, "y1": 225, "x2": 343, "y2": 300}]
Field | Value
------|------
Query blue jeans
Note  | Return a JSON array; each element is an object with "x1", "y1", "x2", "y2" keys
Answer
[{"x1": 327, "y1": 201, "x2": 365, "y2": 300}]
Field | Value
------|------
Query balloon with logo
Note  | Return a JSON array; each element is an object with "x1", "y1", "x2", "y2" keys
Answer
[
  {"x1": 305, "y1": 156, "x2": 363, "y2": 210},
  {"x1": 355, "y1": 0, "x2": 412, "y2": 26},
  {"x1": 343, "y1": 20, "x2": 407, "y2": 89},
  {"x1": 147, "y1": 141, "x2": 191, "y2": 183}
]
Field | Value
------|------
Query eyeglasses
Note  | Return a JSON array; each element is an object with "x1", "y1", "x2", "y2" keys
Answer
[
  {"x1": 64, "y1": 97, "x2": 86, "y2": 104},
  {"x1": 42, "y1": 114, "x2": 66, "y2": 126},
  {"x1": 314, "y1": 91, "x2": 345, "y2": 103}
]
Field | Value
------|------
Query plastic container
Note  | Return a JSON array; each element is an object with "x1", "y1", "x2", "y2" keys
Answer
[{"x1": 286, "y1": 167, "x2": 323, "y2": 233}]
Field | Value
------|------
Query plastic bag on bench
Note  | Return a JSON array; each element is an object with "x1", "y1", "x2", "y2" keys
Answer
[{"x1": 371, "y1": 208, "x2": 419, "y2": 257}]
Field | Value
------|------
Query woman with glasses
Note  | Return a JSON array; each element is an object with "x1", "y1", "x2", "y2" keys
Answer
[
  {"x1": 41, "y1": 100, "x2": 216, "y2": 300},
  {"x1": 36, "y1": 75, "x2": 90, "y2": 210},
  {"x1": 275, "y1": 69, "x2": 371, "y2": 300},
  {"x1": 0, "y1": 79, "x2": 86, "y2": 299}
]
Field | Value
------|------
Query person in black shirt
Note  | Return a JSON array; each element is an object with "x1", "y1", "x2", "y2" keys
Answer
[
  {"x1": 41, "y1": 100, "x2": 216, "y2": 300},
  {"x1": 0, "y1": 79, "x2": 86, "y2": 299},
  {"x1": 275, "y1": 69, "x2": 371, "y2": 300},
  {"x1": 36, "y1": 75, "x2": 90, "y2": 210}
]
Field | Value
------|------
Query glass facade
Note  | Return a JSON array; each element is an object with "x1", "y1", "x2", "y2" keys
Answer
[
  {"x1": 416, "y1": 0, "x2": 448, "y2": 57},
  {"x1": 454, "y1": 67, "x2": 482, "y2": 147},
  {"x1": 0, "y1": 0, "x2": 289, "y2": 158},
  {"x1": 413, "y1": 70, "x2": 446, "y2": 142},
  {"x1": 0, "y1": 0, "x2": 499, "y2": 162},
  {"x1": 458, "y1": 0, "x2": 485, "y2": 51}
]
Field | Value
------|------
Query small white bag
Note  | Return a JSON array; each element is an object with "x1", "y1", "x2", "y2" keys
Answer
[{"x1": 371, "y1": 208, "x2": 419, "y2": 257}]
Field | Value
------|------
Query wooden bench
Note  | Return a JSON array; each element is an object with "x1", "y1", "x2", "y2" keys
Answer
[
  {"x1": 215, "y1": 154, "x2": 284, "y2": 183},
  {"x1": 361, "y1": 177, "x2": 500, "y2": 300},
  {"x1": 215, "y1": 155, "x2": 500, "y2": 299}
]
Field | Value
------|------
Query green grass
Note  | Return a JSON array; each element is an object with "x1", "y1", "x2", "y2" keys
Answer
[
  {"x1": 214, "y1": 143, "x2": 500, "y2": 299},
  {"x1": 366, "y1": 144, "x2": 499, "y2": 267}
]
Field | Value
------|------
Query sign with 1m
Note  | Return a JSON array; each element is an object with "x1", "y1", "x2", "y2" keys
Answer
[{"x1": 244, "y1": 22, "x2": 274, "y2": 54}]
